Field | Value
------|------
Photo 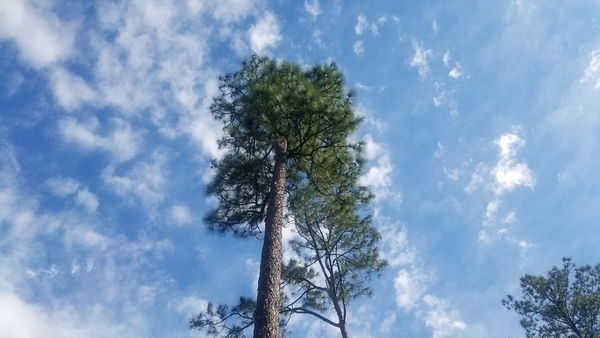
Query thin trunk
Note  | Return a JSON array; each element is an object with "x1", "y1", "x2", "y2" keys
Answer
[
  {"x1": 253, "y1": 138, "x2": 287, "y2": 338},
  {"x1": 332, "y1": 298, "x2": 349, "y2": 338},
  {"x1": 338, "y1": 320, "x2": 350, "y2": 338}
]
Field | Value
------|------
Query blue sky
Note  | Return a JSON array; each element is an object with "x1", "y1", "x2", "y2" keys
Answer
[{"x1": 1, "y1": 0, "x2": 600, "y2": 337}]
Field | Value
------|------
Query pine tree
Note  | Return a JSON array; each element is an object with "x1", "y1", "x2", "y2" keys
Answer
[
  {"x1": 503, "y1": 258, "x2": 600, "y2": 338},
  {"x1": 204, "y1": 55, "x2": 364, "y2": 338}
]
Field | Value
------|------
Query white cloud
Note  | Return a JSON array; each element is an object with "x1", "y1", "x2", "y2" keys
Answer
[
  {"x1": 410, "y1": 41, "x2": 433, "y2": 79},
  {"x1": 580, "y1": 49, "x2": 600, "y2": 89},
  {"x1": 183, "y1": 71, "x2": 224, "y2": 159},
  {"x1": 465, "y1": 134, "x2": 535, "y2": 196},
  {"x1": 379, "y1": 224, "x2": 415, "y2": 267},
  {"x1": 508, "y1": 0, "x2": 539, "y2": 18},
  {"x1": 59, "y1": 117, "x2": 142, "y2": 163},
  {"x1": 64, "y1": 227, "x2": 109, "y2": 251},
  {"x1": 355, "y1": 104, "x2": 388, "y2": 131},
  {"x1": 354, "y1": 82, "x2": 369, "y2": 90},
  {"x1": 503, "y1": 211, "x2": 517, "y2": 224},
  {"x1": 435, "y1": 143, "x2": 445, "y2": 158},
  {"x1": 211, "y1": 0, "x2": 255, "y2": 23},
  {"x1": 423, "y1": 295, "x2": 467, "y2": 338},
  {"x1": 46, "y1": 177, "x2": 99, "y2": 213},
  {"x1": 484, "y1": 200, "x2": 500, "y2": 224},
  {"x1": 465, "y1": 131, "x2": 535, "y2": 250},
  {"x1": 249, "y1": 12, "x2": 281, "y2": 54},
  {"x1": 395, "y1": 268, "x2": 430, "y2": 310},
  {"x1": 170, "y1": 204, "x2": 192, "y2": 225},
  {"x1": 449, "y1": 66, "x2": 462, "y2": 79},
  {"x1": 101, "y1": 152, "x2": 168, "y2": 211},
  {"x1": 75, "y1": 189, "x2": 99, "y2": 213},
  {"x1": 304, "y1": 0, "x2": 322, "y2": 19},
  {"x1": 0, "y1": 144, "x2": 177, "y2": 338},
  {"x1": 464, "y1": 163, "x2": 487, "y2": 194},
  {"x1": 443, "y1": 50, "x2": 451, "y2": 66},
  {"x1": 359, "y1": 135, "x2": 401, "y2": 202},
  {"x1": 432, "y1": 20, "x2": 439, "y2": 33},
  {"x1": 175, "y1": 295, "x2": 208, "y2": 318},
  {"x1": 86, "y1": 0, "x2": 224, "y2": 160},
  {"x1": 353, "y1": 40, "x2": 364, "y2": 56},
  {"x1": 355, "y1": 14, "x2": 368, "y2": 35},
  {"x1": 0, "y1": 0, "x2": 76, "y2": 68},
  {"x1": 492, "y1": 133, "x2": 536, "y2": 194},
  {"x1": 443, "y1": 167, "x2": 463, "y2": 181},
  {"x1": 46, "y1": 177, "x2": 80, "y2": 197},
  {"x1": 379, "y1": 311, "x2": 396, "y2": 334},
  {"x1": 50, "y1": 68, "x2": 95, "y2": 110}
]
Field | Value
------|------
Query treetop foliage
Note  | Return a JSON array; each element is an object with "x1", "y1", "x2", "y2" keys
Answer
[
  {"x1": 503, "y1": 257, "x2": 600, "y2": 338},
  {"x1": 205, "y1": 55, "x2": 365, "y2": 238}
]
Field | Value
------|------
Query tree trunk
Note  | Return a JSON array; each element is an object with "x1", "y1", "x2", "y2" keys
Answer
[
  {"x1": 339, "y1": 320, "x2": 350, "y2": 338},
  {"x1": 333, "y1": 300, "x2": 349, "y2": 338},
  {"x1": 253, "y1": 138, "x2": 287, "y2": 338}
]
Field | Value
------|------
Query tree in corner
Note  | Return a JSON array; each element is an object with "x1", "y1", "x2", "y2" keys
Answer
[
  {"x1": 503, "y1": 257, "x2": 600, "y2": 338},
  {"x1": 204, "y1": 55, "x2": 364, "y2": 338}
]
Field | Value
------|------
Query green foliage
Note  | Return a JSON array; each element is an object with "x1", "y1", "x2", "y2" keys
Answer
[
  {"x1": 190, "y1": 297, "x2": 256, "y2": 338},
  {"x1": 189, "y1": 297, "x2": 291, "y2": 338},
  {"x1": 205, "y1": 55, "x2": 363, "y2": 238},
  {"x1": 285, "y1": 173, "x2": 386, "y2": 314},
  {"x1": 503, "y1": 258, "x2": 600, "y2": 338},
  {"x1": 193, "y1": 166, "x2": 387, "y2": 337}
]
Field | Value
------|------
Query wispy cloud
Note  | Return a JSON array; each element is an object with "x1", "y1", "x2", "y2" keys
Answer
[
  {"x1": 353, "y1": 40, "x2": 364, "y2": 56},
  {"x1": 50, "y1": 68, "x2": 95, "y2": 110},
  {"x1": 410, "y1": 41, "x2": 434, "y2": 79},
  {"x1": 170, "y1": 204, "x2": 192, "y2": 225},
  {"x1": 449, "y1": 66, "x2": 462, "y2": 79},
  {"x1": 423, "y1": 295, "x2": 467, "y2": 338},
  {"x1": 0, "y1": 143, "x2": 175, "y2": 338},
  {"x1": 304, "y1": 0, "x2": 322, "y2": 19},
  {"x1": 465, "y1": 132, "x2": 535, "y2": 196},
  {"x1": 101, "y1": 151, "x2": 168, "y2": 211},
  {"x1": 379, "y1": 221, "x2": 466, "y2": 336},
  {"x1": 463, "y1": 131, "x2": 536, "y2": 249},
  {"x1": 59, "y1": 117, "x2": 142, "y2": 163},
  {"x1": 355, "y1": 14, "x2": 368, "y2": 35},
  {"x1": 580, "y1": 49, "x2": 600, "y2": 89}
]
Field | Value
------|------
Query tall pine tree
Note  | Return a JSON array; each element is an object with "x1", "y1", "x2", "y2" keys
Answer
[{"x1": 205, "y1": 55, "x2": 364, "y2": 338}]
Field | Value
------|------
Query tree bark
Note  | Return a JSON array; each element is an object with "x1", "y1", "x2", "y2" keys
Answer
[
  {"x1": 253, "y1": 138, "x2": 287, "y2": 338},
  {"x1": 338, "y1": 320, "x2": 350, "y2": 338},
  {"x1": 332, "y1": 299, "x2": 349, "y2": 338}
]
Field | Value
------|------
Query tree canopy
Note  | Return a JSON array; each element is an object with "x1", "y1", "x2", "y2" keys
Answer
[
  {"x1": 205, "y1": 55, "x2": 362, "y2": 238},
  {"x1": 503, "y1": 258, "x2": 600, "y2": 338}
]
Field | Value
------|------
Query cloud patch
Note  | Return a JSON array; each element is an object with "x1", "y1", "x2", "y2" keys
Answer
[
  {"x1": 249, "y1": 12, "x2": 281, "y2": 54},
  {"x1": 304, "y1": 0, "x2": 322, "y2": 19},
  {"x1": 59, "y1": 117, "x2": 142, "y2": 163},
  {"x1": 580, "y1": 49, "x2": 600, "y2": 89},
  {"x1": 0, "y1": 0, "x2": 76, "y2": 68},
  {"x1": 423, "y1": 295, "x2": 468, "y2": 338},
  {"x1": 410, "y1": 42, "x2": 433, "y2": 79},
  {"x1": 359, "y1": 135, "x2": 401, "y2": 203},
  {"x1": 492, "y1": 133, "x2": 536, "y2": 195}
]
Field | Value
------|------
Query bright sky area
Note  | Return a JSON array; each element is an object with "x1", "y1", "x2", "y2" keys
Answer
[{"x1": 1, "y1": 0, "x2": 600, "y2": 337}]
